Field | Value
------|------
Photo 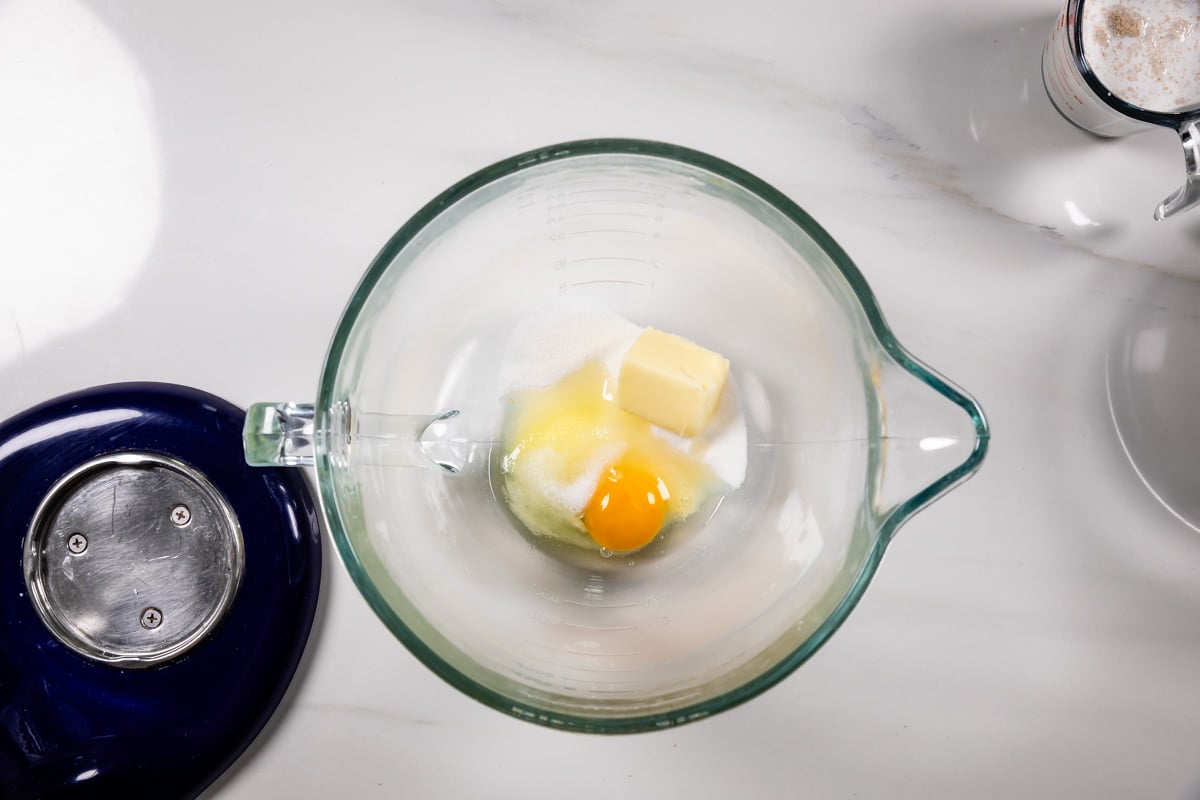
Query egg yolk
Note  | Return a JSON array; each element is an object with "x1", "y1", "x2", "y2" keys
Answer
[{"x1": 582, "y1": 461, "x2": 667, "y2": 552}]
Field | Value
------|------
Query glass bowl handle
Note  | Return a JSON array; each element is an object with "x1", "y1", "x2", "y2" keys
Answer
[
  {"x1": 244, "y1": 402, "x2": 319, "y2": 467},
  {"x1": 244, "y1": 402, "x2": 473, "y2": 472}
]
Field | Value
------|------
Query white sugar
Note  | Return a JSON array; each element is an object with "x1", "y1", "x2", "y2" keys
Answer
[
  {"x1": 521, "y1": 442, "x2": 623, "y2": 515},
  {"x1": 653, "y1": 378, "x2": 747, "y2": 489},
  {"x1": 497, "y1": 308, "x2": 642, "y2": 396}
]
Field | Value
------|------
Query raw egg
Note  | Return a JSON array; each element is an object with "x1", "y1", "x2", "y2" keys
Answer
[
  {"x1": 583, "y1": 458, "x2": 668, "y2": 552},
  {"x1": 501, "y1": 360, "x2": 716, "y2": 553}
]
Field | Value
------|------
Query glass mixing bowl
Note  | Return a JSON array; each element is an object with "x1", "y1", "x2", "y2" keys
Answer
[{"x1": 245, "y1": 139, "x2": 989, "y2": 733}]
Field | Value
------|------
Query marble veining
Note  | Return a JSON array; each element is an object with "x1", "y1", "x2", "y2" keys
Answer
[{"x1": 1, "y1": 0, "x2": 1199, "y2": 798}]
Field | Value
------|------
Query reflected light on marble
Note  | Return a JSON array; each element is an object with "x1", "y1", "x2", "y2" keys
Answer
[
  {"x1": 889, "y1": 13, "x2": 1196, "y2": 274},
  {"x1": 967, "y1": 110, "x2": 982, "y2": 144},
  {"x1": 1063, "y1": 200, "x2": 1102, "y2": 227},
  {"x1": 0, "y1": 0, "x2": 162, "y2": 369}
]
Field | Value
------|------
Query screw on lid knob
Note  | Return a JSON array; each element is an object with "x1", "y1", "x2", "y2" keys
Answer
[{"x1": 24, "y1": 453, "x2": 244, "y2": 667}]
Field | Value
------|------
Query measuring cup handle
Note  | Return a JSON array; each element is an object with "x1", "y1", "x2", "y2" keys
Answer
[
  {"x1": 244, "y1": 402, "x2": 318, "y2": 466},
  {"x1": 1154, "y1": 119, "x2": 1200, "y2": 221}
]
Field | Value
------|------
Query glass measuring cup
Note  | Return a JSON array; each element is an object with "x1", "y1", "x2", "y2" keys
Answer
[
  {"x1": 1042, "y1": 0, "x2": 1200, "y2": 219},
  {"x1": 244, "y1": 140, "x2": 989, "y2": 732}
]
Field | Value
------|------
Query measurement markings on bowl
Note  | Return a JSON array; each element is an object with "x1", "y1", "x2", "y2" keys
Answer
[
  {"x1": 563, "y1": 211, "x2": 657, "y2": 220},
  {"x1": 563, "y1": 644, "x2": 643, "y2": 657},
  {"x1": 564, "y1": 188, "x2": 665, "y2": 197},
  {"x1": 562, "y1": 280, "x2": 651, "y2": 291},
  {"x1": 550, "y1": 228, "x2": 655, "y2": 240},
  {"x1": 558, "y1": 599, "x2": 642, "y2": 608},
  {"x1": 559, "y1": 621, "x2": 637, "y2": 631},
  {"x1": 556, "y1": 199, "x2": 660, "y2": 209},
  {"x1": 553, "y1": 256, "x2": 652, "y2": 269},
  {"x1": 549, "y1": 255, "x2": 661, "y2": 293}
]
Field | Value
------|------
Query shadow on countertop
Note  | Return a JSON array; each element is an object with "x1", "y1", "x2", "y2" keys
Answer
[{"x1": 868, "y1": 9, "x2": 1200, "y2": 276}]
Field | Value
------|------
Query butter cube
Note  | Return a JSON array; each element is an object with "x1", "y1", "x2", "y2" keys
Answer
[{"x1": 618, "y1": 328, "x2": 730, "y2": 436}]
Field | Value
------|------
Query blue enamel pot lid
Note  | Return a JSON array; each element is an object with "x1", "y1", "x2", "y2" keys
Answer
[{"x1": 0, "y1": 383, "x2": 321, "y2": 799}]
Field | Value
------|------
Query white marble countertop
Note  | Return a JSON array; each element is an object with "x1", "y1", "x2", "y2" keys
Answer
[{"x1": 3, "y1": 0, "x2": 1200, "y2": 797}]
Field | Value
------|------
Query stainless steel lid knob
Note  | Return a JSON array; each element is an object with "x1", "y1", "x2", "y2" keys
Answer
[{"x1": 24, "y1": 452, "x2": 244, "y2": 668}]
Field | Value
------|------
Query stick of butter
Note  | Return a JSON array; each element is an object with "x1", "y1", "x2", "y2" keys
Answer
[{"x1": 617, "y1": 328, "x2": 730, "y2": 437}]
